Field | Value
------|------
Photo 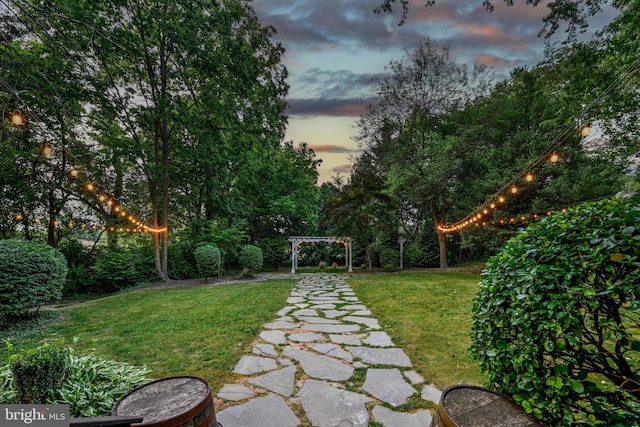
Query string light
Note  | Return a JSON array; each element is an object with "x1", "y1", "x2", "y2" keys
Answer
[
  {"x1": 525, "y1": 173, "x2": 534, "y2": 182},
  {"x1": 581, "y1": 123, "x2": 591, "y2": 137},
  {"x1": 10, "y1": 110, "x2": 25, "y2": 126},
  {"x1": 549, "y1": 153, "x2": 560, "y2": 163}
]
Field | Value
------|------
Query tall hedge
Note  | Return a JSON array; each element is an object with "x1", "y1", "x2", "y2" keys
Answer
[
  {"x1": 471, "y1": 196, "x2": 640, "y2": 426},
  {"x1": 0, "y1": 239, "x2": 67, "y2": 319}
]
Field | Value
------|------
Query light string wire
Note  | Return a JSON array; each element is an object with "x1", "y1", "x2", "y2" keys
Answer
[
  {"x1": 0, "y1": 0, "x2": 165, "y2": 233},
  {"x1": 439, "y1": 54, "x2": 640, "y2": 233}
]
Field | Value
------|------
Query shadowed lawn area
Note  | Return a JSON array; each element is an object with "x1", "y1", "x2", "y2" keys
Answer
[
  {"x1": 348, "y1": 271, "x2": 486, "y2": 389},
  {"x1": 6, "y1": 279, "x2": 296, "y2": 391}
]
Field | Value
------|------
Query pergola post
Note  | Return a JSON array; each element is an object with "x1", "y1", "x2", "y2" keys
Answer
[{"x1": 291, "y1": 239, "x2": 296, "y2": 273}]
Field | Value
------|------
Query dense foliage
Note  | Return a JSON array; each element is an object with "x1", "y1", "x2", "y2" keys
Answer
[
  {"x1": 238, "y1": 244, "x2": 263, "y2": 272},
  {"x1": 471, "y1": 196, "x2": 640, "y2": 425},
  {"x1": 0, "y1": 240, "x2": 67, "y2": 320},
  {"x1": 194, "y1": 244, "x2": 221, "y2": 280},
  {"x1": 8, "y1": 341, "x2": 70, "y2": 404},
  {"x1": 1, "y1": 342, "x2": 150, "y2": 417},
  {"x1": 378, "y1": 248, "x2": 399, "y2": 272}
]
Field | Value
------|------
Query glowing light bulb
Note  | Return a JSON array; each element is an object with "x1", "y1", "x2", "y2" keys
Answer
[
  {"x1": 549, "y1": 153, "x2": 560, "y2": 163},
  {"x1": 525, "y1": 173, "x2": 534, "y2": 182}
]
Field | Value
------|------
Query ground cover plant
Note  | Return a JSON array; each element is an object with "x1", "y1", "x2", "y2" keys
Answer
[
  {"x1": 348, "y1": 271, "x2": 485, "y2": 388},
  {"x1": 471, "y1": 196, "x2": 640, "y2": 426},
  {"x1": 1, "y1": 279, "x2": 296, "y2": 391}
]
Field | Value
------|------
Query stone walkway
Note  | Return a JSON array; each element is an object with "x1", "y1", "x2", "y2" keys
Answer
[{"x1": 214, "y1": 273, "x2": 442, "y2": 427}]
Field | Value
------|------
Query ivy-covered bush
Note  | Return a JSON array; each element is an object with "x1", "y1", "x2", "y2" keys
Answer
[
  {"x1": 8, "y1": 341, "x2": 71, "y2": 404},
  {"x1": 471, "y1": 196, "x2": 640, "y2": 426},
  {"x1": 1, "y1": 343, "x2": 150, "y2": 417},
  {"x1": 238, "y1": 244, "x2": 263, "y2": 273},
  {"x1": 0, "y1": 239, "x2": 68, "y2": 320},
  {"x1": 379, "y1": 248, "x2": 399, "y2": 272},
  {"x1": 194, "y1": 244, "x2": 221, "y2": 280}
]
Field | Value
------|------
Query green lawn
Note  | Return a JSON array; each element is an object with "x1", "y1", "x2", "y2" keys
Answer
[
  {"x1": 4, "y1": 280, "x2": 295, "y2": 390},
  {"x1": 4, "y1": 271, "x2": 485, "y2": 394},
  {"x1": 348, "y1": 271, "x2": 485, "y2": 389}
]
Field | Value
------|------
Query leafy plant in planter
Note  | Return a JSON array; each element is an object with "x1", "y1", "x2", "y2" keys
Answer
[{"x1": 471, "y1": 196, "x2": 640, "y2": 426}]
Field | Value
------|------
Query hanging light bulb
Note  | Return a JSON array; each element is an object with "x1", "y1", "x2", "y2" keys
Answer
[
  {"x1": 69, "y1": 168, "x2": 79, "y2": 178},
  {"x1": 525, "y1": 173, "x2": 534, "y2": 182},
  {"x1": 511, "y1": 186, "x2": 518, "y2": 194},
  {"x1": 9, "y1": 110, "x2": 25, "y2": 126},
  {"x1": 498, "y1": 196, "x2": 506, "y2": 203},
  {"x1": 549, "y1": 153, "x2": 560, "y2": 163},
  {"x1": 581, "y1": 123, "x2": 591, "y2": 137},
  {"x1": 41, "y1": 144, "x2": 53, "y2": 156},
  {"x1": 85, "y1": 183, "x2": 95, "y2": 191}
]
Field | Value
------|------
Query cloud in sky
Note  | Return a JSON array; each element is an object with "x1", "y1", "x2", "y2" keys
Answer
[{"x1": 253, "y1": 0, "x2": 619, "y2": 182}]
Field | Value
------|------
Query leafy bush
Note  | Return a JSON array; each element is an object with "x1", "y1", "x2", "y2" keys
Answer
[
  {"x1": 238, "y1": 244, "x2": 263, "y2": 272},
  {"x1": 91, "y1": 247, "x2": 158, "y2": 293},
  {"x1": 0, "y1": 239, "x2": 68, "y2": 320},
  {"x1": 168, "y1": 240, "x2": 198, "y2": 280},
  {"x1": 194, "y1": 244, "x2": 221, "y2": 280},
  {"x1": 471, "y1": 196, "x2": 640, "y2": 426},
  {"x1": 1, "y1": 344, "x2": 150, "y2": 417},
  {"x1": 8, "y1": 341, "x2": 71, "y2": 404},
  {"x1": 379, "y1": 248, "x2": 399, "y2": 272}
]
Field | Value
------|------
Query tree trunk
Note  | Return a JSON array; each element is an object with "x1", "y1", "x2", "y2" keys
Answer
[{"x1": 431, "y1": 208, "x2": 448, "y2": 268}]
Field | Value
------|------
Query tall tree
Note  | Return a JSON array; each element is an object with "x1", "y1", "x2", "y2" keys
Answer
[
  {"x1": 17, "y1": 0, "x2": 288, "y2": 279},
  {"x1": 356, "y1": 38, "x2": 491, "y2": 268}
]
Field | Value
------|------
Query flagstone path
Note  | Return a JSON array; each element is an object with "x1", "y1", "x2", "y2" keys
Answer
[{"x1": 214, "y1": 273, "x2": 443, "y2": 427}]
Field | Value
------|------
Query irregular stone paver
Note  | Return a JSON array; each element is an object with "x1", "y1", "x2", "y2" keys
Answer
[
  {"x1": 311, "y1": 303, "x2": 336, "y2": 309},
  {"x1": 297, "y1": 316, "x2": 342, "y2": 324},
  {"x1": 330, "y1": 333, "x2": 361, "y2": 346},
  {"x1": 291, "y1": 308, "x2": 319, "y2": 317},
  {"x1": 216, "y1": 394, "x2": 299, "y2": 427},
  {"x1": 362, "y1": 368, "x2": 416, "y2": 406},
  {"x1": 277, "y1": 306, "x2": 295, "y2": 316},
  {"x1": 302, "y1": 323, "x2": 360, "y2": 333},
  {"x1": 323, "y1": 309, "x2": 349, "y2": 318},
  {"x1": 253, "y1": 343, "x2": 279, "y2": 358},
  {"x1": 344, "y1": 315, "x2": 381, "y2": 329},
  {"x1": 259, "y1": 330, "x2": 287, "y2": 345},
  {"x1": 288, "y1": 332, "x2": 324, "y2": 342},
  {"x1": 346, "y1": 346, "x2": 412, "y2": 367},
  {"x1": 372, "y1": 405, "x2": 433, "y2": 427},
  {"x1": 233, "y1": 356, "x2": 278, "y2": 375},
  {"x1": 283, "y1": 346, "x2": 354, "y2": 381},
  {"x1": 286, "y1": 296, "x2": 305, "y2": 303},
  {"x1": 404, "y1": 370, "x2": 425, "y2": 385},
  {"x1": 352, "y1": 309, "x2": 372, "y2": 316},
  {"x1": 300, "y1": 380, "x2": 372, "y2": 427},
  {"x1": 422, "y1": 383, "x2": 443, "y2": 404},
  {"x1": 248, "y1": 365, "x2": 296, "y2": 397},
  {"x1": 263, "y1": 320, "x2": 299, "y2": 330},
  {"x1": 217, "y1": 384, "x2": 256, "y2": 401},
  {"x1": 312, "y1": 343, "x2": 354, "y2": 362},
  {"x1": 364, "y1": 331, "x2": 394, "y2": 347},
  {"x1": 342, "y1": 304, "x2": 367, "y2": 310}
]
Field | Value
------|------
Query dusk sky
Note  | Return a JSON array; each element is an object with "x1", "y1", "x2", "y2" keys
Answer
[{"x1": 253, "y1": 0, "x2": 618, "y2": 184}]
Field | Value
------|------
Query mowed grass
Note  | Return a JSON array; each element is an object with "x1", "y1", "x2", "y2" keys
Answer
[
  {"x1": 9, "y1": 279, "x2": 295, "y2": 392},
  {"x1": 348, "y1": 271, "x2": 486, "y2": 389}
]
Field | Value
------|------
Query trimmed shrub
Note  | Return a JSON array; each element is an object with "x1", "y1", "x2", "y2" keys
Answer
[
  {"x1": 239, "y1": 245, "x2": 263, "y2": 272},
  {"x1": 9, "y1": 341, "x2": 71, "y2": 404},
  {"x1": 0, "y1": 239, "x2": 67, "y2": 320},
  {"x1": 471, "y1": 197, "x2": 640, "y2": 426},
  {"x1": 194, "y1": 244, "x2": 221, "y2": 280},
  {"x1": 379, "y1": 248, "x2": 399, "y2": 272}
]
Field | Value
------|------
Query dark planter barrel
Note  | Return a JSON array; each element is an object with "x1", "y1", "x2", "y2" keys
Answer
[
  {"x1": 429, "y1": 385, "x2": 546, "y2": 427},
  {"x1": 113, "y1": 376, "x2": 217, "y2": 427}
]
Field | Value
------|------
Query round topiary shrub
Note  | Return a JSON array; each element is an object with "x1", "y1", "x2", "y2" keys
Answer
[
  {"x1": 379, "y1": 248, "x2": 399, "y2": 272},
  {"x1": 194, "y1": 244, "x2": 221, "y2": 280},
  {"x1": 0, "y1": 239, "x2": 67, "y2": 320},
  {"x1": 471, "y1": 196, "x2": 640, "y2": 426},
  {"x1": 238, "y1": 244, "x2": 263, "y2": 274}
]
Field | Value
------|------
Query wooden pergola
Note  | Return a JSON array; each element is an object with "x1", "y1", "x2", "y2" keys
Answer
[{"x1": 288, "y1": 236, "x2": 353, "y2": 273}]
